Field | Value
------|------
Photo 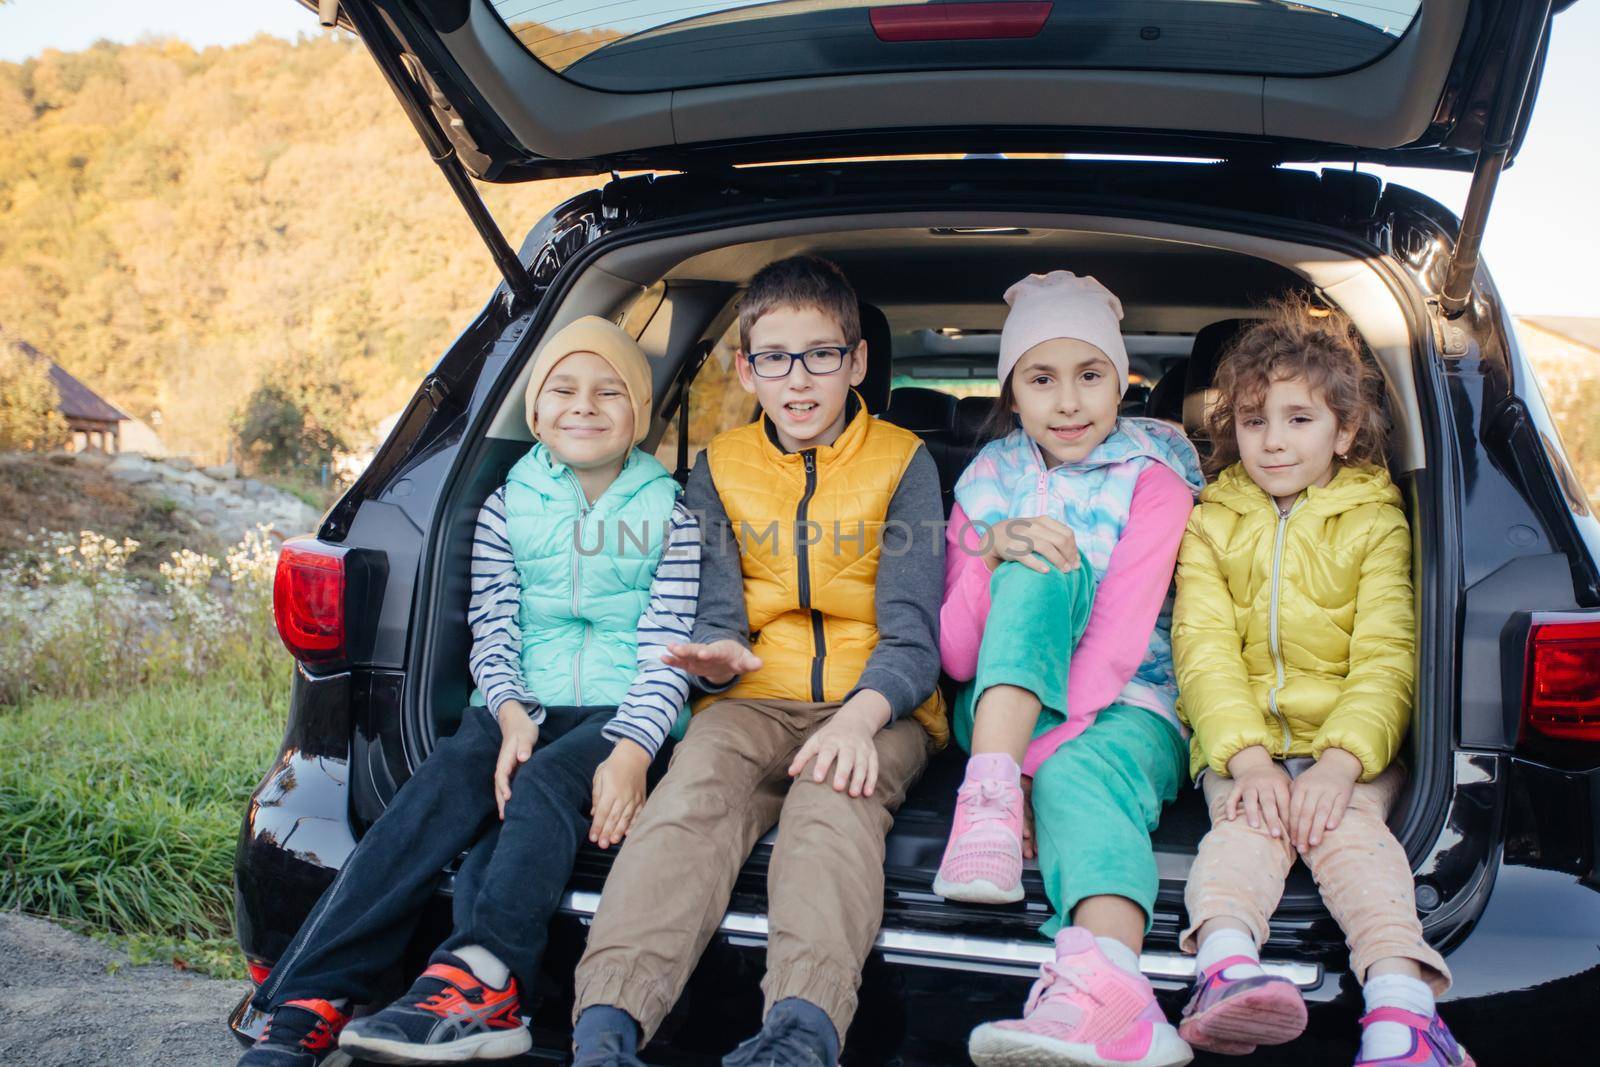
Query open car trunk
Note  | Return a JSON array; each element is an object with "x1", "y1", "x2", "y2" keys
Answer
[
  {"x1": 401, "y1": 201, "x2": 1446, "y2": 988},
  {"x1": 305, "y1": 0, "x2": 1567, "y2": 176},
  {"x1": 299, "y1": 0, "x2": 1568, "y2": 325}
]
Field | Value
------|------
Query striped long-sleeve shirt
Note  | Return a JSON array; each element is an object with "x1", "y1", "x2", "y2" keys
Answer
[{"x1": 467, "y1": 487, "x2": 700, "y2": 759}]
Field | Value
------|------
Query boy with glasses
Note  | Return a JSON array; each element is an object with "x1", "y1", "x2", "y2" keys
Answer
[{"x1": 569, "y1": 255, "x2": 948, "y2": 1067}]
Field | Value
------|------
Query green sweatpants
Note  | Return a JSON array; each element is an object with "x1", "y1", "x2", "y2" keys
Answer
[{"x1": 951, "y1": 561, "x2": 1187, "y2": 935}]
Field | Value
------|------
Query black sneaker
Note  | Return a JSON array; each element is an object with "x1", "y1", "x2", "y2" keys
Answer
[
  {"x1": 722, "y1": 999, "x2": 838, "y2": 1067},
  {"x1": 337, "y1": 955, "x2": 532, "y2": 1064},
  {"x1": 571, "y1": 1030, "x2": 648, "y2": 1067},
  {"x1": 237, "y1": 999, "x2": 352, "y2": 1067}
]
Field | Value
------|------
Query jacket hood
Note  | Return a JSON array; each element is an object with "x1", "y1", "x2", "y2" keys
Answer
[
  {"x1": 1201, "y1": 461, "x2": 1402, "y2": 517},
  {"x1": 506, "y1": 442, "x2": 672, "y2": 508}
]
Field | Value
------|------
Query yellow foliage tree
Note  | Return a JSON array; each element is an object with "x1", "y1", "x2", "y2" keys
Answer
[
  {"x1": 0, "y1": 337, "x2": 70, "y2": 451},
  {"x1": 0, "y1": 34, "x2": 599, "y2": 465}
]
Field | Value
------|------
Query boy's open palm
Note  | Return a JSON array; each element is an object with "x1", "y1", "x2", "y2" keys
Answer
[
  {"x1": 493, "y1": 703, "x2": 540, "y2": 820},
  {"x1": 661, "y1": 639, "x2": 762, "y2": 685},
  {"x1": 590, "y1": 739, "x2": 651, "y2": 850},
  {"x1": 984, "y1": 516, "x2": 1079, "y2": 574},
  {"x1": 1288, "y1": 747, "x2": 1362, "y2": 851}
]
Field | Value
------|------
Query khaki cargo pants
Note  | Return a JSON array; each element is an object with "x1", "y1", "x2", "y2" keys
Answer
[{"x1": 572, "y1": 697, "x2": 933, "y2": 1046}]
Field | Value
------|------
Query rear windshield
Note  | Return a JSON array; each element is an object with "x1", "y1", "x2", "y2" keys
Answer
[{"x1": 488, "y1": 0, "x2": 1421, "y2": 93}]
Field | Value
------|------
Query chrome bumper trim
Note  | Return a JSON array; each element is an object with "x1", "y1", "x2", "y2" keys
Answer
[{"x1": 558, "y1": 891, "x2": 1321, "y2": 987}]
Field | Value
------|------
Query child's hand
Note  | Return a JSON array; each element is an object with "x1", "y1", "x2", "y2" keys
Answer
[
  {"x1": 590, "y1": 739, "x2": 651, "y2": 850},
  {"x1": 493, "y1": 702, "x2": 541, "y2": 820},
  {"x1": 1288, "y1": 747, "x2": 1362, "y2": 851},
  {"x1": 661, "y1": 639, "x2": 763, "y2": 686},
  {"x1": 1223, "y1": 745, "x2": 1292, "y2": 839},
  {"x1": 983, "y1": 517, "x2": 1078, "y2": 574},
  {"x1": 788, "y1": 691, "x2": 892, "y2": 797}
]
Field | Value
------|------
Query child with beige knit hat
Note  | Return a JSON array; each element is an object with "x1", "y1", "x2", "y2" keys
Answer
[{"x1": 239, "y1": 316, "x2": 702, "y2": 1067}]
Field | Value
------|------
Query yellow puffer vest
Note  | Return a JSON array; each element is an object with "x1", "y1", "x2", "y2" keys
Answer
[
  {"x1": 1173, "y1": 462, "x2": 1413, "y2": 782},
  {"x1": 695, "y1": 396, "x2": 949, "y2": 746}
]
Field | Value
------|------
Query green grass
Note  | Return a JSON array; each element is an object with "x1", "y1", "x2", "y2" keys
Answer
[
  {"x1": 0, "y1": 674, "x2": 285, "y2": 978},
  {"x1": 95, "y1": 930, "x2": 248, "y2": 977}
]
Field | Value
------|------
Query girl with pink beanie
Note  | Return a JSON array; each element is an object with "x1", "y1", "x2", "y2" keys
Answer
[{"x1": 935, "y1": 272, "x2": 1203, "y2": 1066}]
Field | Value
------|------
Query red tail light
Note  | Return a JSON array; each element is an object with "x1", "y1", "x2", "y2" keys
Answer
[
  {"x1": 246, "y1": 958, "x2": 273, "y2": 986},
  {"x1": 1523, "y1": 618, "x2": 1600, "y2": 741},
  {"x1": 273, "y1": 539, "x2": 347, "y2": 666},
  {"x1": 870, "y1": 2, "x2": 1052, "y2": 42}
]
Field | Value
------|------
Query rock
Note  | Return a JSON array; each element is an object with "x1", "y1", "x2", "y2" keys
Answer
[
  {"x1": 202, "y1": 463, "x2": 238, "y2": 481},
  {"x1": 163, "y1": 456, "x2": 197, "y2": 472},
  {"x1": 109, "y1": 467, "x2": 160, "y2": 485}
]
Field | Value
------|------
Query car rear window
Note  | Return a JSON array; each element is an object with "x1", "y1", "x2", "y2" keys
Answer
[
  {"x1": 890, "y1": 374, "x2": 1000, "y2": 397},
  {"x1": 488, "y1": 0, "x2": 1421, "y2": 93}
]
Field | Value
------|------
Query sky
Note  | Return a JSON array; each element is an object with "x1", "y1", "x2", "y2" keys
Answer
[{"x1": 0, "y1": 0, "x2": 1595, "y2": 318}]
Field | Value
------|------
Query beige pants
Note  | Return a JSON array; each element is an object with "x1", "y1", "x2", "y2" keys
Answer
[
  {"x1": 1181, "y1": 761, "x2": 1451, "y2": 994},
  {"x1": 572, "y1": 698, "x2": 933, "y2": 1045}
]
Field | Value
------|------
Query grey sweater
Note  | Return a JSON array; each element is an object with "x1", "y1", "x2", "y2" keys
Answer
[{"x1": 683, "y1": 435, "x2": 945, "y2": 720}]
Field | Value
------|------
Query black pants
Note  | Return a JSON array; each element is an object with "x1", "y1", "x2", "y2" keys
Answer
[{"x1": 252, "y1": 704, "x2": 616, "y2": 1010}]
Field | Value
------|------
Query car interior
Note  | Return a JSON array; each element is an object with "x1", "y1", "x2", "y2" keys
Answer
[{"x1": 422, "y1": 213, "x2": 1435, "y2": 924}]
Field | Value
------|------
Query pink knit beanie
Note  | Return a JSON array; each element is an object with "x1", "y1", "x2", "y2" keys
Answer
[{"x1": 998, "y1": 272, "x2": 1129, "y2": 396}]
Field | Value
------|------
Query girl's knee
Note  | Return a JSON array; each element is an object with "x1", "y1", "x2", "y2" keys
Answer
[
  {"x1": 1300, "y1": 805, "x2": 1395, "y2": 858},
  {"x1": 991, "y1": 559, "x2": 1083, "y2": 610}
]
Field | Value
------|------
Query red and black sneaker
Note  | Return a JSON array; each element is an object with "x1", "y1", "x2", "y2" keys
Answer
[
  {"x1": 237, "y1": 998, "x2": 352, "y2": 1067},
  {"x1": 337, "y1": 954, "x2": 532, "y2": 1064}
]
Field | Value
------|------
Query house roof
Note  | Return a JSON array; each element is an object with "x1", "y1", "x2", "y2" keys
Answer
[
  {"x1": 5, "y1": 332, "x2": 129, "y2": 424},
  {"x1": 1522, "y1": 317, "x2": 1600, "y2": 354}
]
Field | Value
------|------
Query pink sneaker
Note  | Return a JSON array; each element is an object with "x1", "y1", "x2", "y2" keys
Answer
[
  {"x1": 1177, "y1": 955, "x2": 1306, "y2": 1055},
  {"x1": 1354, "y1": 1008, "x2": 1475, "y2": 1066},
  {"x1": 932, "y1": 761, "x2": 1025, "y2": 904},
  {"x1": 968, "y1": 928, "x2": 1193, "y2": 1067}
]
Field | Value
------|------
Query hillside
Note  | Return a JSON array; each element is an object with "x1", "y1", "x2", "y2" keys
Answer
[
  {"x1": 2, "y1": 34, "x2": 1595, "y2": 481},
  {"x1": 0, "y1": 33, "x2": 599, "y2": 461},
  {"x1": 0, "y1": 450, "x2": 319, "y2": 566}
]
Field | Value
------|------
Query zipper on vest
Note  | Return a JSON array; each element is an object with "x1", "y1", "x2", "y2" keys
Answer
[
  {"x1": 1266, "y1": 495, "x2": 1302, "y2": 757},
  {"x1": 797, "y1": 450, "x2": 825, "y2": 702},
  {"x1": 567, "y1": 469, "x2": 592, "y2": 704}
]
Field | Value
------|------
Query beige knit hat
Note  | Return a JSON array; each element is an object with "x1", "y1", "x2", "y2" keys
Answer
[
  {"x1": 999, "y1": 272, "x2": 1130, "y2": 396},
  {"x1": 522, "y1": 316, "x2": 653, "y2": 445}
]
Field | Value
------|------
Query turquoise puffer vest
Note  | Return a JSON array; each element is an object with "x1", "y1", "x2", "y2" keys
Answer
[{"x1": 499, "y1": 443, "x2": 679, "y2": 708}]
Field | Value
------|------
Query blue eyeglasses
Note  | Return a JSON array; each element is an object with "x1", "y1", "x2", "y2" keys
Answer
[{"x1": 744, "y1": 346, "x2": 850, "y2": 379}]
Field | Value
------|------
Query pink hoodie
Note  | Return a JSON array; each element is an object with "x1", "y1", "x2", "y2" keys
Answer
[{"x1": 939, "y1": 463, "x2": 1195, "y2": 775}]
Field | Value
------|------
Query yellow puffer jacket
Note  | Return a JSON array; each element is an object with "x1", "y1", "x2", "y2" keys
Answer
[
  {"x1": 696, "y1": 395, "x2": 949, "y2": 745},
  {"x1": 1173, "y1": 462, "x2": 1413, "y2": 782}
]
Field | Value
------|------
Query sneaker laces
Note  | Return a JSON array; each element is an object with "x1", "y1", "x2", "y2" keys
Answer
[
  {"x1": 737, "y1": 1015, "x2": 820, "y2": 1062},
  {"x1": 1027, "y1": 958, "x2": 1104, "y2": 1014},
  {"x1": 727, "y1": 1008, "x2": 832, "y2": 1066},
  {"x1": 956, "y1": 778, "x2": 1017, "y2": 826},
  {"x1": 260, "y1": 1002, "x2": 340, "y2": 1051}
]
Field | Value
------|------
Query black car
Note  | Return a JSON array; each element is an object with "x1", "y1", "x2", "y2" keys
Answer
[{"x1": 234, "y1": 1, "x2": 1600, "y2": 1062}]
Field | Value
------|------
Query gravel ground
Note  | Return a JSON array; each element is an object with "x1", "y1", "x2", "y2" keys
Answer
[{"x1": 0, "y1": 913, "x2": 246, "y2": 1066}]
